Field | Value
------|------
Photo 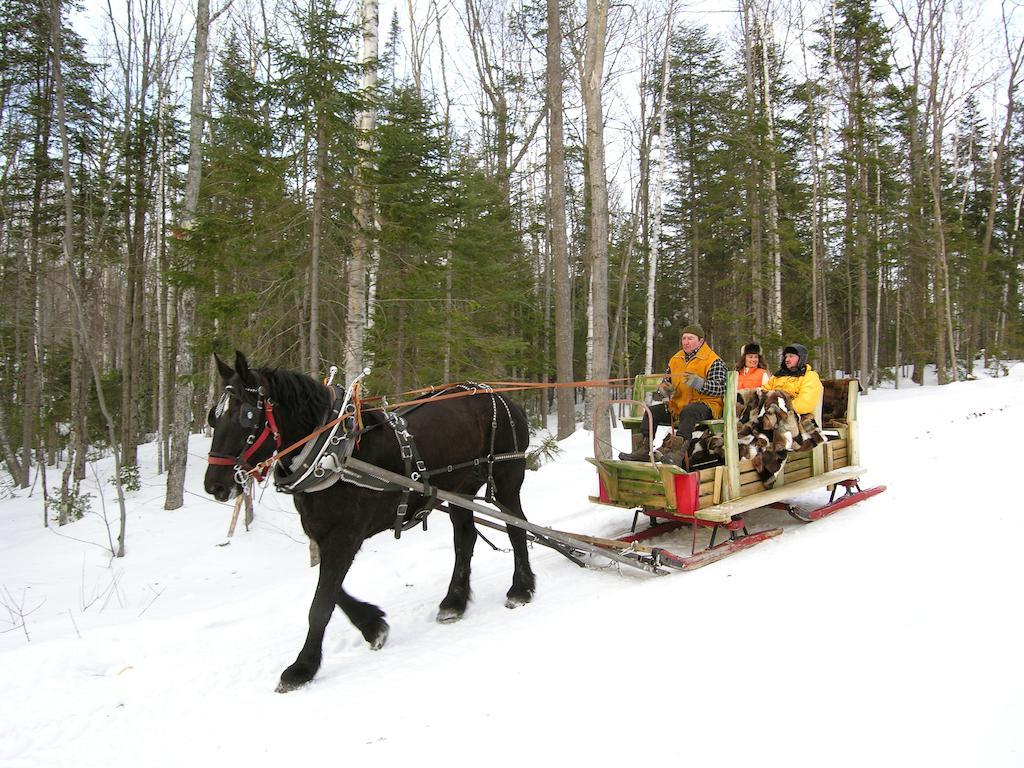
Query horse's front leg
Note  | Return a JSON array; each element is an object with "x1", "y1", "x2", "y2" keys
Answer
[{"x1": 277, "y1": 531, "x2": 360, "y2": 693}]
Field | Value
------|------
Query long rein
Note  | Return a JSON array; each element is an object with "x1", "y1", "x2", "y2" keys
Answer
[{"x1": 220, "y1": 376, "x2": 632, "y2": 483}]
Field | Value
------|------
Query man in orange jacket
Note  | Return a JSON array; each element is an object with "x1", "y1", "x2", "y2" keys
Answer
[{"x1": 619, "y1": 324, "x2": 727, "y2": 461}]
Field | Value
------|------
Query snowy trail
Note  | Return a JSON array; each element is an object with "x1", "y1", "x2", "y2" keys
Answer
[{"x1": 2, "y1": 365, "x2": 1022, "y2": 767}]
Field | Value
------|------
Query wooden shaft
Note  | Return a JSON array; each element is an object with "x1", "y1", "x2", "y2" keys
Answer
[{"x1": 343, "y1": 457, "x2": 668, "y2": 574}]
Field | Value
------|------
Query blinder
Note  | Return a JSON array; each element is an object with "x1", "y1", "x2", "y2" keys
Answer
[
  {"x1": 208, "y1": 387, "x2": 261, "y2": 430},
  {"x1": 239, "y1": 402, "x2": 259, "y2": 429}
]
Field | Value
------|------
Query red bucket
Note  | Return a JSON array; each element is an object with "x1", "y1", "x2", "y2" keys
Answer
[{"x1": 673, "y1": 471, "x2": 700, "y2": 515}]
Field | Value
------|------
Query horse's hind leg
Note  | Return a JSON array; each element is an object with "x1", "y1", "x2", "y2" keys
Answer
[
  {"x1": 337, "y1": 588, "x2": 389, "y2": 650},
  {"x1": 493, "y1": 466, "x2": 536, "y2": 609},
  {"x1": 437, "y1": 504, "x2": 477, "y2": 623},
  {"x1": 277, "y1": 531, "x2": 360, "y2": 693}
]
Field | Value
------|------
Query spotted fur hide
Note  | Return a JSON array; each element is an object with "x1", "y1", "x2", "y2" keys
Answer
[{"x1": 657, "y1": 388, "x2": 825, "y2": 489}]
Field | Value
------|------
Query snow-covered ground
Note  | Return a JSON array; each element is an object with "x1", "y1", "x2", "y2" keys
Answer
[{"x1": 2, "y1": 363, "x2": 1022, "y2": 767}]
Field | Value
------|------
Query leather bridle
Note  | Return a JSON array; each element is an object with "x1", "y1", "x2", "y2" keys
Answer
[{"x1": 207, "y1": 378, "x2": 283, "y2": 484}]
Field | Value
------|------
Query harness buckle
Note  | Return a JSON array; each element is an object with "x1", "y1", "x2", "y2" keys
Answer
[
  {"x1": 416, "y1": 460, "x2": 426, "y2": 473},
  {"x1": 401, "y1": 445, "x2": 413, "y2": 459}
]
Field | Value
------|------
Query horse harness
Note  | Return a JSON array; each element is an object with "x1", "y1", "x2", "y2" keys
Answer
[
  {"x1": 379, "y1": 384, "x2": 526, "y2": 538},
  {"x1": 217, "y1": 381, "x2": 527, "y2": 538}
]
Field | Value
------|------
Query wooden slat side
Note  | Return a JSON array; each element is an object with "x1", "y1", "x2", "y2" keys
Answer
[
  {"x1": 587, "y1": 495, "x2": 637, "y2": 509},
  {"x1": 740, "y1": 467, "x2": 761, "y2": 483},
  {"x1": 699, "y1": 466, "x2": 868, "y2": 520},
  {"x1": 613, "y1": 462, "x2": 666, "y2": 481},
  {"x1": 617, "y1": 476, "x2": 665, "y2": 492},
  {"x1": 786, "y1": 455, "x2": 812, "y2": 472},
  {"x1": 785, "y1": 466, "x2": 813, "y2": 483},
  {"x1": 740, "y1": 478, "x2": 769, "y2": 496},
  {"x1": 616, "y1": 492, "x2": 674, "y2": 508}
]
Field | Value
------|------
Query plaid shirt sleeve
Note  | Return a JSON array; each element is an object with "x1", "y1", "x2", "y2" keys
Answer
[{"x1": 701, "y1": 358, "x2": 728, "y2": 397}]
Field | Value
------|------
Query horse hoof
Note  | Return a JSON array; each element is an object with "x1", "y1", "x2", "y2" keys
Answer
[
  {"x1": 275, "y1": 678, "x2": 306, "y2": 694},
  {"x1": 436, "y1": 606, "x2": 464, "y2": 624},
  {"x1": 369, "y1": 621, "x2": 389, "y2": 650},
  {"x1": 276, "y1": 661, "x2": 316, "y2": 692},
  {"x1": 504, "y1": 594, "x2": 532, "y2": 609}
]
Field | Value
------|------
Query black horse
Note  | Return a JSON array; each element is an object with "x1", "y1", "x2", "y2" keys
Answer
[{"x1": 203, "y1": 352, "x2": 535, "y2": 692}]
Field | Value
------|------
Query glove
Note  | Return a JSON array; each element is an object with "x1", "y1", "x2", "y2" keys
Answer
[
  {"x1": 684, "y1": 372, "x2": 705, "y2": 392},
  {"x1": 655, "y1": 376, "x2": 673, "y2": 400}
]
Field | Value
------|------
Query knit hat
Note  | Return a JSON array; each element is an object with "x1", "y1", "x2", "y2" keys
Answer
[
  {"x1": 680, "y1": 323, "x2": 705, "y2": 339},
  {"x1": 742, "y1": 342, "x2": 761, "y2": 356},
  {"x1": 776, "y1": 343, "x2": 809, "y2": 376},
  {"x1": 782, "y1": 343, "x2": 808, "y2": 369}
]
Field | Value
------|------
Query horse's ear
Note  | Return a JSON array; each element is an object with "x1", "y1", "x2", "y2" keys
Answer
[
  {"x1": 234, "y1": 350, "x2": 252, "y2": 383},
  {"x1": 215, "y1": 353, "x2": 234, "y2": 382}
]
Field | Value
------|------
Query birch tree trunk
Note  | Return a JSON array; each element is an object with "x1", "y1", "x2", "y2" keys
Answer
[
  {"x1": 165, "y1": 0, "x2": 211, "y2": 510},
  {"x1": 925, "y1": 0, "x2": 957, "y2": 383},
  {"x1": 583, "y1": 0, "x2": 610, "y2": 456},
  {"x1": 345, "y1": 0, "x2": 378, "y2": 384},
  {"x1": 645, "y1": 0, "x2": 674, "y2": 375},
  {"x1": 740, "y1": 0, "x2": 764, "y2": 336},
  {"x1": 547, "y1": 0, "x2": 575, "y2": 439},
  {"x1": 758, "y1": 7, "x2": 782, "y2": 336},
  {"x1": 309, "y1": 123, "x2": 326, "y2": 377}
]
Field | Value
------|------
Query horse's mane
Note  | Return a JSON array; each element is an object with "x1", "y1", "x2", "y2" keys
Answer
[{"x1": 258, "y1": 366, "x2": 331, "y2": 428}]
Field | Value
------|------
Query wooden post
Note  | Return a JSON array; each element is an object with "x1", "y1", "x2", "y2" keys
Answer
[
  {"x1": 811, "y1": 386, "x2": 825, "y2": 477},
  {"x1": 847, "y1": 379, "x2": 860, "y2": 466},
  {"x1": 723, "y1": 372, "x2": 740, "y2": 500}
]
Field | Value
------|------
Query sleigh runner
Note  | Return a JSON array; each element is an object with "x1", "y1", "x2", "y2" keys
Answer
[{"x1": 584, "y1": 371, "x2": 886, "y2": 567}]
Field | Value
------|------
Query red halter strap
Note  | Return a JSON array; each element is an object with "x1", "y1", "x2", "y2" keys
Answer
[
  {"x1": 207, "y1": 384, "x2": 284, "y2": 482},
  {"x1": 238, "y1": 397, "x2": 282, "y2": 481}
]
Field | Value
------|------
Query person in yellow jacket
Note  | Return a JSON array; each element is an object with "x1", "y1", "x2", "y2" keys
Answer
[
  {"x1": 765, "y1": 343, "x2": 823, "y2": 416},
  {"x1": 619, "y1": 323, "x2": 727, "y2": 461}
]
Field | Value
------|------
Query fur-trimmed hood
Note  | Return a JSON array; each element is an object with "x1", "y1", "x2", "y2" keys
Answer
[{"x1": 776, "y1": 343, "x2": 809, "y2": 377}]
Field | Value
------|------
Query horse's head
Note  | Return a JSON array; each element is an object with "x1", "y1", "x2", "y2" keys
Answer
[{"x1": 204, "y1": 351, "x2": 280, "y2": 501}]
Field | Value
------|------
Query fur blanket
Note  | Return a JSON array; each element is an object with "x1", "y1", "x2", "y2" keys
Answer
[{"x1": 656, "y1": 388, "x2": 826, "y2": 489}]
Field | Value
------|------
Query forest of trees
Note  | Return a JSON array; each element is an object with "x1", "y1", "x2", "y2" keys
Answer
[{"x1": 2, "y1": 0, "x2": 1022, "y2": 522}]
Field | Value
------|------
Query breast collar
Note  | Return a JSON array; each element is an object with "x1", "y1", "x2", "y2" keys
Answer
[{"x1": 273, "y1": 385, "x2": 358, "y2": 494}]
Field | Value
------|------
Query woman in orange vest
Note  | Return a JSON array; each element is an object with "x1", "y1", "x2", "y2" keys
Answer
[
  {"x1": 736, "y1": 342, "x2": 769, "y2": 390},
  {"x1": 619, "y1": 323, "x2": 727, "y2": 461}
]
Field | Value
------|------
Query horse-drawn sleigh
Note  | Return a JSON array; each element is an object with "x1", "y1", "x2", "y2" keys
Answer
[
  {"x1": 203, "y1": 353, "x2": 884, "y2": 691},
  {"x1": 582, "y1": 371, "x2": 886, "y2": 569}
]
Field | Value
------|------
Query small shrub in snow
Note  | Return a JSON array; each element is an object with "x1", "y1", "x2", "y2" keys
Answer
[
  {"x1": 526, "y1": 434, "x2": 562, "y2": 471},
  {"x1": 110, "y1": 464, "x2": 140, "y2": 493},
  {"x1": 45, "y1": 488, "x2": 93, "y2": 523}
]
